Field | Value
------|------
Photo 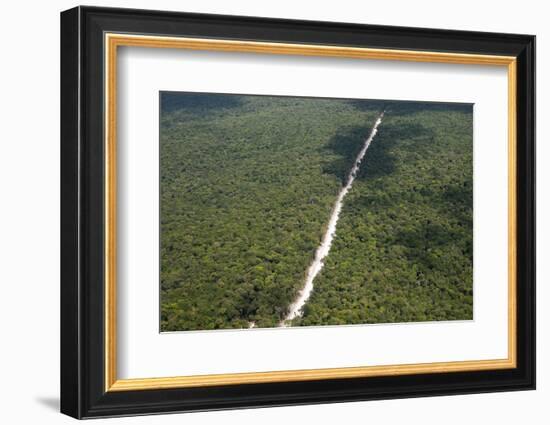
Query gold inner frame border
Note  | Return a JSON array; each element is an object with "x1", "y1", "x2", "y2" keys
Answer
[{"x1": 104, "y1": 33, "x2": 517, "y2": 392}]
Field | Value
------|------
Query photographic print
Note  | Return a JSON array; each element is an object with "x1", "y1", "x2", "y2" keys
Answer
[{"x1": 159, "y1": 92, "x2": 473, "y2": 332}]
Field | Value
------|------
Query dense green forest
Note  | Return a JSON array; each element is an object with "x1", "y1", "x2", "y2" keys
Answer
[
  {"x1": 159, "y1": 92, "x2": 473, "y2": 331},
  {"x1": 296, "y1": 102, "x2": 473, "y2": 326},
  {"x1": 160, "y1": 93, "x2": 380, "y2": 330}
]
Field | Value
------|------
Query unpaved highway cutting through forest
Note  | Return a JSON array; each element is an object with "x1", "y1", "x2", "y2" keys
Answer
[{"x1": 280, "y1": 111, "x2": 385, "y2": 327}]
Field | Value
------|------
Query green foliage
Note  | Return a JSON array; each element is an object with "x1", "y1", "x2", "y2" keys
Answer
[
  {"x1": 297, "y1": 102, "x2": 473, "y2": 326},
  {"x1": 159, "y1": 92, "x2": 473, "y2": 331},
  {"x1": 160, "y1": 93, "x2": 379, "y2": 331}
]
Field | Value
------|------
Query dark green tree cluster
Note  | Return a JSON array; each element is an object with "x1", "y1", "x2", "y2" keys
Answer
[{"x1": 160, "y1": 92, "x2": 380, "y2": 331}]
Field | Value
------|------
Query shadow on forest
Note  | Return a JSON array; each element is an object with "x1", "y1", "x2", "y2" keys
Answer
[
  {"x1": 160, "y1": 92, "x2": 244, "y2": 114},
  {"x1": 321, "y1": 125, "x2": 374, "y2": 182},
  {"x1": 348, "y1": 99, "x2": 472, "y2": 116},
  {"x1": 347, "y1": 99, "x2": 388, "y2": 112},
  {"x1": 322, "y1": 120, "x2": 432, "y2": 184},
  {"x1": 385, "y1": 102, "x2": 472, "y2": 116},
  {"x1": 332, "y1": 119, "x2": 439, "y2": 217},
  {"x1": 396, "y1": 220, "x2": 456, "y2": 250},
  {"x1": 395, "y1": 216, "x2": 472, "y2": 272}
]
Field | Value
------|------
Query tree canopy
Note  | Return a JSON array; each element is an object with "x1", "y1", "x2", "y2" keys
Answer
[{"x1": 159, "y1": 92, "x2": 473, "y2": 331}]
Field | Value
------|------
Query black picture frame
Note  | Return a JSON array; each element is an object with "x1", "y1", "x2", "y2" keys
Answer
[{"x1": 61, "y1": 5, "x2": 535, "y2": 419}]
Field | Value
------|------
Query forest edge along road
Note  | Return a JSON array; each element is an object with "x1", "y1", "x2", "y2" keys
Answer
[{"x1": 280, "y1": 111, "x2": 385, "y2": 327}]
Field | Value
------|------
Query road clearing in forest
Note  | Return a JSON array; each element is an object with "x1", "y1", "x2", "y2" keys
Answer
[{"x1": 280, "y1": 111, "x2": 385, "y2": 327}]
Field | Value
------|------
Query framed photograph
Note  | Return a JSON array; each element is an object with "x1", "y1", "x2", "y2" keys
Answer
[{"x1": 60, "y1": 6, "x2": 535, "y2": 419}]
